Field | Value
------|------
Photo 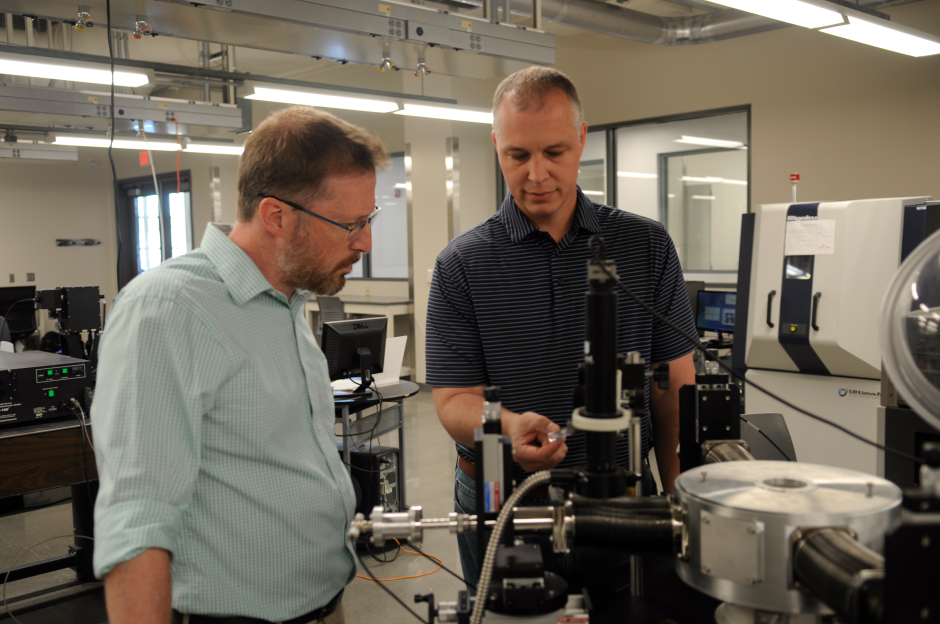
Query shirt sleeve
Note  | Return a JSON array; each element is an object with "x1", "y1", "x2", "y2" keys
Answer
[
  {"x1": 91, "y1": 290, "x2": 232, "y2": 579},
  {"x1": 649, "y1": 227, "x2": 698, "y2": 364},
  {"x1": 425, "y1": 251, "x2": 488, "y2": 388}
]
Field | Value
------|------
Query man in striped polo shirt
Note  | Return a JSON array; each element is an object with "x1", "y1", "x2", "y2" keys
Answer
[{"x1": 426, "y1": 67, "x2": 697, "y2": 590}]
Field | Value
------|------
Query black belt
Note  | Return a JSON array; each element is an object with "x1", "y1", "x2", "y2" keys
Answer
[{"x1": 172, "y1": 589, "x2": 343, "y2": 624}]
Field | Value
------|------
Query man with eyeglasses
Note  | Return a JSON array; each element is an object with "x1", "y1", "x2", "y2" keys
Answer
[{"x1": 91, "y1": 106, "x2": 387, "y2": 624}]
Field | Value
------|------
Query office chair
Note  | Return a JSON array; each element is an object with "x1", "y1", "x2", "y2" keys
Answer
[
  {"x1": 316, "y1": 296, "x2": 346, "y2": 337},
  {"x1": 740, "y1": 413, "x2": 797, "y2": 462}
]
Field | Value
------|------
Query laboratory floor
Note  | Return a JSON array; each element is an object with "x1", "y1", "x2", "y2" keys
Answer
[{"x1": 0, "y1": 383, "x2": 465, "y2": 624}]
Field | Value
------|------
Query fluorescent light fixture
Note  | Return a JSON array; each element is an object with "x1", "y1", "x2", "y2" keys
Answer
[
  {"x1": 394, "y1": 104, "x2": 493, "y2": 124},
  {"x1": 820, "y1": 15, "x2": 940, "y2": 57},
  {"x1": 617, "y1": 171, "x2": 658, "y2": 179},
  {"x1": 55, "y1": 136, "x2": 180, "y2": 151},
  {"x1": 0, "y1": 54, "x2": 149, "y2": 87},
  {"x1": 681, "y1": 176, "x2": 748, "y2": 185},
  {"x1": 675, "y1": 135, "x2": 745, "y2": 148},
  {"x1": 705, "y1": 0, "x2": 843, "y2": 29},
  {"x1": 582, "y1": 190, "x2": 605, "y2": 196},
  {"x1": 691, "y1": 195, "x2": 717, "y2": 200},
  {"x1": 185, "y1": 143, "x2": 244, "y2": 155},
  {"x1": 394, "y1": 182, "x2": 411, "y2": 190},
  {"x1": 245, "y1": 87, "x2": 399, "y2": 113}
]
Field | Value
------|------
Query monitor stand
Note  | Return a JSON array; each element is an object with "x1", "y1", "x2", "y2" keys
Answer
[{"x1": 354, "y1": 347, "x2": 374, "y2": 393}]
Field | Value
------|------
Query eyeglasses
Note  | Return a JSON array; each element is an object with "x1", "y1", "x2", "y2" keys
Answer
[{"x1": 260, "y1": 194, "x2": 381, "y2": 241}]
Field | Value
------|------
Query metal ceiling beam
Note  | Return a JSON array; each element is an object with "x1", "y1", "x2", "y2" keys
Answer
[{"x1": 0, "y1": 43, "x2": 458, "y2": 105}]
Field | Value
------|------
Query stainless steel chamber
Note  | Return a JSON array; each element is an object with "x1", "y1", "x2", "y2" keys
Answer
[{"x1": 674, "y1": 461, "x2": 902, "y2": 614}]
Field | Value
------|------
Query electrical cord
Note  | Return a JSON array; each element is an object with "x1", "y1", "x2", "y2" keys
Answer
[
  {"x1": 356, "y1": 539, "x2": 443, "y2": 581},
  {"x1": 740, "y1": 415, "x2": 793, "y2": 462},
  {"x1": 586, "y1": 236, "x2": 922, "y2": 465},
  {"x1": 67, "y1": 400, "x2": 95, "y2": 503},
  {"x1": 106, "y1": 0, "x2": 122, "y2": 287},
  {"x1": 357, "y1": 556, "x2": 428, "y2": 624},
  {"x1": 140, "y1": 130, "x2": 169, "y2": 260},
  {"x1": 403, "y1": 540, "x2": 474, "y2": 590},
  {"x1": 3, "y1": 534, "x2": 95, "y2": 624},
  {"x1": 0, "y1": 299, "x2": 37, "y2": 350}
]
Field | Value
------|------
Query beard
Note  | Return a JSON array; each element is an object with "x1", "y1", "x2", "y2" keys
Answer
[{"x1": 278, "y1": 221, "x2": 360, "y2": 296}]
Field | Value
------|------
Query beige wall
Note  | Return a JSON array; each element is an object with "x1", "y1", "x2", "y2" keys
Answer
[
  {"x1": 0, "y1": 146, "x2": 241, "y2": 332},
  {"x1": 556, "y1": 2, "x2": 940, "y2": 208}
]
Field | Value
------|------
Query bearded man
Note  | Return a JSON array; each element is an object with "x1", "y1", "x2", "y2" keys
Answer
[{"x1": 92, "y1": 106, "x2": 387, "y2": 624}]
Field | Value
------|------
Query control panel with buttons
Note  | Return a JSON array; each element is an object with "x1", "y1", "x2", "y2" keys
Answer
[{"x1": 0, "y1": 351, "x2": 91, "y2": 427}]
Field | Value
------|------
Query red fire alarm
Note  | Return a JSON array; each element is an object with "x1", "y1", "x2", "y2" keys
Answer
[{"x1": 140, "y1": 151, "x2": 149, "y2": 166}]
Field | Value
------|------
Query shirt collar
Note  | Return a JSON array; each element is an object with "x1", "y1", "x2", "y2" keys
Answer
[
  {"x1": 201, "y1": 223, "x2": 311, "y2": 307},
  {"x1": 500, "y1": 187, "x2": 601, "y2": 244}
]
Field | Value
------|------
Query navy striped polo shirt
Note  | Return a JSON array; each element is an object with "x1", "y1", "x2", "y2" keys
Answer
[{"x1": 426, "y1": 188, "x2": 696, "y2": 481}]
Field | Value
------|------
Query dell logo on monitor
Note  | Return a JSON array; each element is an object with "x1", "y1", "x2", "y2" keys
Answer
[{"x1": 352, "y1": 322, "x2": 369, "y2": 330}]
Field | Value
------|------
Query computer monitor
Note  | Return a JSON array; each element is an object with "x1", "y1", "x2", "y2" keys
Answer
[
  {"x1": 320, "y1": 317, "x2": 387, "y2": 392},
  {"x1": 0, "y1": 286, "x2": 37, "y2": 341},
  {"x1": 696, "y1": 290, "x2": 737, "y2": 337}
]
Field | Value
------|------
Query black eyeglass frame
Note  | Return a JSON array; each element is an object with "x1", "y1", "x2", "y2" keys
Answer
[{"x1": 259, "y1": 194, "x2": 380, "y2": 240}]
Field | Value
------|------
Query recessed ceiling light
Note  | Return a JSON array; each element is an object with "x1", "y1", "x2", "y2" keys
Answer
[
  {"x1": 185, "y1": 144, "x2": 244, "y2": 155},
  {"x1": 617, "y1": 171, "x2": 658, "y2": 179},
  {"x1": 394, "y1": 104, "x2": 493, "y2": 124},
  {"x1": 245, "y1": 87, "x2": 399, "y2": 113},
  {"x1": 705, "y1": 0, "x2": 843, "y2": 29},
  {"x1": 821, "y1": 15, "x2": 940, "y2": 57},
  {"x1": 675, "y1": 136, "x2": 745, "y2": 148},
  {"x1": 0, "y1": 54, "x2": 149, "y2": 87}
]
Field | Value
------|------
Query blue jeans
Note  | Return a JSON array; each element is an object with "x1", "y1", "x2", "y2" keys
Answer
[{"x1": 454, "y1": 461, "x2": 656, "y2": 594}]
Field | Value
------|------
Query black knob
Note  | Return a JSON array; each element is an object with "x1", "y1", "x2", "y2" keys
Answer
[
  {"x1": 484, "y1": 386, "x2": 500, "y2": 402},
  {"x1": 923, "y1": 442, "x2": 940, "y2": 468}
]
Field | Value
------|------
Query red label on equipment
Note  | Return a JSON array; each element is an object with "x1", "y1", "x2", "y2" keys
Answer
[
  {"x1": 140, "y1": 151, "x2": 149, "y2": 166},
  {"x1": 790, "y1": 173, "x2": 800, "y2": 182}
]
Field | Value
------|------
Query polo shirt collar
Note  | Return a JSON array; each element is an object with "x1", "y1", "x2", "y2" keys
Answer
[
  {"x1": 201, "y1": 223, "x2": 311, "y2": 307},
  {"x1": 500, "y1": 187, "x2": 601, "y2": 244}
]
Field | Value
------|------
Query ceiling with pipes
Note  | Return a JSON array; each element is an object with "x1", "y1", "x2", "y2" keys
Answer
[{"x1": 0, "y1": 0, "x2": 927, "y2": 144}]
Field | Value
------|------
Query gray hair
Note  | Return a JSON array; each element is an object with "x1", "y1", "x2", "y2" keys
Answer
[{"x1": 492, "y1": 66, "x2": 585, "y2": 136}]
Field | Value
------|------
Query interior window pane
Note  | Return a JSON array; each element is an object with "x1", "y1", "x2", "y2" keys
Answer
[
  {"x1": 578, "y1": 131, "x2": 607, "y2": 205},
  {"x1": 369, "y1": 155, "x2": 409, "y2": 279},
  {"x1": 616, "y1": 112, "x2": 747, "y2": 275},
  {"x1": 168, "y1": 192, "x2": 192, "y2": 258}
]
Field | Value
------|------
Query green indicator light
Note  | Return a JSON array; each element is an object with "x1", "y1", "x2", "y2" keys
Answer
[
  {"x1": 47, "y1": 370, "x2": 53, "y2": 375},
  {"x1": 62, "y1": 368, "x2": 68, "y2": 374},
  {"x1": 48, "y1": 390, "x2": 54, "y2": 397}
]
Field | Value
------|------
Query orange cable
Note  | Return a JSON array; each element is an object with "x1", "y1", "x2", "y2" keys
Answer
[{"x1": 356, "y1": 539, "x2": 443, "y2": 582}]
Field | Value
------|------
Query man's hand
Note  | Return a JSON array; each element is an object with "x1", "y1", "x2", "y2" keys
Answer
[
  {"x1": 504, "y1": 411, "x2": 567, "y2": 472},
  {"x1": 433, "y1": 387, "x2": 567, "y2": 472}
]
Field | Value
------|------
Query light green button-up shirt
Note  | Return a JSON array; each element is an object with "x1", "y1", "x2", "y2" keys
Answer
[{"x1": 92, "y1": 223, "x2": 357, "y2": 620}]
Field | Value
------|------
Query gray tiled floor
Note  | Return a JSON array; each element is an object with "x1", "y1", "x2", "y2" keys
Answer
[{"x1": 0, "y1": 384, "x2": 464, "y2": 624}]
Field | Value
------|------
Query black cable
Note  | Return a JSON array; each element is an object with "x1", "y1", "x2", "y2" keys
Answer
[
  {"x1": 740, "y1": 415, "x2": 793, "y2": 462},
  {"x1": 0, "y1": 299, "x2": 37, "y2": 348},
  {"x1": 364, "y1": 536, "x2": 402, "y2": 564},
  {"x1": 402, "y1": 540, "x2": 476, "y2": 590},
  {"x1": 587, "y1": 236, "x2": 922, "y2": 466},
  {"x1": 106, "y1": 0, "x2": 122, "y2": 288},
  {"x1": 67, "y1": 403, "x2": 94, "y2": 502},
  {"x1": 357, "y1": 556, "x2": 429, "y2": 624}
]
